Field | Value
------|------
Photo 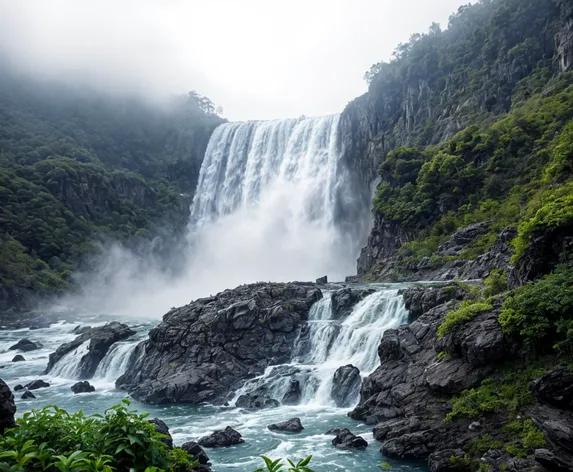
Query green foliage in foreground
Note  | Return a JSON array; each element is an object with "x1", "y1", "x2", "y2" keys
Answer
[
  {"x1": 0, "y1": 400, "x2": 318, "y2": 472},
  {"x1": 499, "y1": 266, "x2": 573, "y2": 356}
]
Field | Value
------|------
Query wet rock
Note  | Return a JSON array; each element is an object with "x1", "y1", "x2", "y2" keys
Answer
[
  {"x1": 116, "y1": 282, "x2": 321, "y2": 405},
  {"x1": 331, "y1": 364, "x2": 361, "y2": 408},
  {"x1": 149, "y1": 418, "x2": 173, "y2": 448},
  {"x1": 268, "y1": 417, "x2": 304, "y2": 433},
  {"x1": 281, "y1": 379, "x2": 301, "y2": 405},
  {"x1": 180, "y1": 441, "x2": 210, "y2": 465},
  {"x1": 198, "y1": 426, "x2": 244, "y2": 448},
  {"x1": 316, "y1": 276, "x2": 328, "y2": 284},
  {"x1": 46, "y1": 322, "x2": 135, "y2": 379},
  {"x1": 235, "y1": 392, "x2": 280, "y2": 410},
  {"x1": 331, "y1": 428, "x2": 368, "y2": 449},
  {"x1": 71, "y1": 325, "x2": 92, "y2": 335},
  {"x1": 326, "y1": 428, "x2": 344, "y2": 435},
  {"x1": 331, "y1": 288, "x2": 376, "y2": 319},
  {"x1": 9, "y1": 339, "x2": 43, "y2": 352},
  {"x1": 0, "y1": 378, "x2": 16, "y2": 434},
  {"x1": 24, "y1": 380, "x2": 50, "y2": 390},
  {"x1": 12, "y1": 355, "x2": 25, "y2": 362},
  {"x1": 71, "y1": 381, "x2": 95, "y2": 394},
  {"x1": 13, "y1": 384, "x2": 24, "y2": 391},
  {"x1": 21, "y1": 390, "x2": 36, "y2": 400}
]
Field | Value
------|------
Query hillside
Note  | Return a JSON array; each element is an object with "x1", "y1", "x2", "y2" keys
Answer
[{"x1": 0, "y1": 67, "x2": 224, "y2": 313}]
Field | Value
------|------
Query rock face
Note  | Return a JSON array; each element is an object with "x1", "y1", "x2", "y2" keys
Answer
[
  {"x1": 9, "y1": 339, "x2": 43, "y2": 352},
  {"x1": 117, "y1": 282, "x2": 322, "y2": 405},
  {"x1": 331, "y1": 365, "x2": 361, "y2": 408},
  {"x1": 268, "y1": 418, "x2": 304, "y2": 433},
  {"x1": 0, "y1": 378, "x2": 16, "y2": 434},
  {"x1": 24, "y1": 380, "x2": 50, "y2": 390},
  {"x1": 198, "y1": 426, "x2": 244, "y2": 448},
  {"x1": 45, "y1": 322, "x2": 135, "y2": 379},
  {"x1": 71, "y1": 381, "x2": 95, "y2": 394},
  {"x1": 400, "y1": 284, "x2": 467, "y2": 322},
  {"x1": 330, "y1": 288, "x2": 376, "y2": 319},
  {"x1": 530, "y1": 367, "x2": 573, "y2": 470},
  {"x1": 331, "y1": 429, "x2": 368, "y2": 450}
]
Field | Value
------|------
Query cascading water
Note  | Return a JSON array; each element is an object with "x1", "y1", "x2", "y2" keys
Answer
[
  {"x1": 93, "y1": 342, "x2": 138, "y2": 383},
  {"x1": 233, "y1": 288, "x2": 409, "y2": 408},
  {"x1": 50, "y1": 340, "x2": 90, "y2": 379}
]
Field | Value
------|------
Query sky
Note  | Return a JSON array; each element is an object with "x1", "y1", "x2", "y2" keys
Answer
[{"x1": 0, "y1": 0, "x2": 471, "y2": 121}]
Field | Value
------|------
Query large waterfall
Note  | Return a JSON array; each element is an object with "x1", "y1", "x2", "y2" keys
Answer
[{"x1": 186, "y1": 115, "x2": 359, "y2": 288}]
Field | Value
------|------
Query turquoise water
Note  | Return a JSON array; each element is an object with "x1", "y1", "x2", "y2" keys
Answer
[{"x1": 0, "y1": 314, "x2": 427, "y2": 472}]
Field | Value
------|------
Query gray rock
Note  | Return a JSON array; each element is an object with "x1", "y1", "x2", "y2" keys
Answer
[
  {"x1": 316, "y1": 276, "x2": 328, "y2": 284},
  {"x1": 149, "y1": 418, "x2": 173, "y2": 448},
  {"x1": 9, "y1": 339, "x2": 43, "y2": 352},
  {"x1": 331, "y1": 288, "x2": 376, "y2": 319},
  {"x1": 180, "y1": 441, "x2": 210, "y2": 465},
  {"x1": 198, "y1": 426, "x2": 244, "y2": 448},
  {"x1": 116, "y1": 282, "x2": 321, "y2": 405},
  {"x1": 71, "y1": 381, "x2": 95, "y2": 394},
  {"x1": 331, "y1": 428, "x2": 368, "y2": 449},
  {"x1": 11, "y1": 355, "x2": 25, "y2": 362},
  {"x1": 435, "y1": 222, "x2": 491, "y2": 257},
  {"x1": 281, "y1": 379, "x2": 301, "y2": 405},
  {"x1": 268, "y1": 417, "x2": 304, "y2": 433},
  {"x1": 331, "y1": 364, "x2": 361, "y2": 407},
  {"x1": 21, "y1": 390, "x2": 36, "y2": 400},
  {"x1": 236, "y1": 392, "x2": 280, "y2": 410},
  {"x1": 13, "y1": 384, "x2": 24, "y2": 391},
  {"x1": 428, "y1": 449, "x2": 465, "y2": 472},
  {"x1": 24, "y1": 380, "x2": 50, "y2": 390},
  {"x1": 46, "y1": 322, "x2": 135, "y2": 379},
  {"x1": 0, "y1": 378, "x2": 16, "y2": 433}
]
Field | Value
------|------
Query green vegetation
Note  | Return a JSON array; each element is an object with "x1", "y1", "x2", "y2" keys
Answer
[
  {"x1": 437, "y1": 300, "x2": 493, "y2": 339},
  {"x1": 0, "y1": 400, "x2": 316, "y2": 472},
  {"x1": 0, "y1": 69, "x2": 222, "y2": 311},
  {"x1": 482, "y1": 269, "x2": 508, "y2": 297},
  {"x1": 499, "y1": 266, "x2": 573, "y2": 355}
]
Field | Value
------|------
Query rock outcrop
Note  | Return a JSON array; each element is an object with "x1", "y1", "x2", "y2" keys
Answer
[
  {"x1": 117, "y1": 282, "x2": 321, "y2": 405},
  {"x1": 21, "y1": 391, "x2": 35, "y2": 400},
  {"x1": 45, "y1": 322, "x2": 135, "y2": 379},
  {"x1": 268, "y1": 417, "x2": 304, "y2": 433},
  {"x1": 24, "y1": 380, "x2": 50, "y2": 390},
  {"x1": 71, "y1": 381, "x2": 95, "y2": 394},
  {"x1": 149, "y1": 418, "x2": 173, "y2": 448},
  {"x1": 331, "y1": 428, "x2": 368, "y2": 450},
  {"x1": 331, "y1": 288, "x2": 376, "y2": 319},
  {"x1": 181, "y1": 442, "x2": 211, "y2": 469},
  {"x1": 9, "y1": 339, "x2": 43, "y2": 352},
  {"x1": 198, "y1": 426, "x2": 244, "y2": 448},
  {"x1": 331, "y1": 364, "x2": 361, "y2": 408},
  {"x1": 0, "y1": 378, "x2": 16, "y2": 434}
]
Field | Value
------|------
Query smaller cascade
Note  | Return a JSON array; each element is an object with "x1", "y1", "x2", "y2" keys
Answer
[
  {"x1": 93, "y1": 342, "x2": 138, "y2": 383},
  {"x1": 50, "y1": 341, "x2": 90, "y2": 379}
]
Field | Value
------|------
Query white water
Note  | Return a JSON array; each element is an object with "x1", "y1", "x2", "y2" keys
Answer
[
  {"x1": 93, "y1": 342, "x2": 138, "y2": 383},
  {"x1": 233, "y1": 289, "x2": 409, "y2": 408},
  {"x1": 50, "y1": 340, "x2": 90, "y2": 379}
]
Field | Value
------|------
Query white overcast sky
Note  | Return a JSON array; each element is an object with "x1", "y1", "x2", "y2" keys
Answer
[{"x1": 0, "y1": 0, "x2": 471, "y2": 121}]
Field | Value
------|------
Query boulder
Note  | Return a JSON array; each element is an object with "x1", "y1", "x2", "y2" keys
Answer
[
  {"x1": 316, "y1": 276, "x2": 328, "y2": 284},
  {"x1": 532, "y1": 367, "x2": 573, "y2": 410},
  {"x1": 24, "y1": 380, "x2": 50, "y2": 390},
  {"x1": 71, "y1": 325, "x2": 92, "y2": 335},
  {"x1": 46, "y1": 322, "x2": 135, "y2": 379},
  {"x1": 331, "y1": 428, "x2": 368, "y2": 449},
  {"x1": 9, "y1": 339, "x2": 43, "y2": 352},
  {"x1": 435, "y1": 222, "x2": 491, "y2": 257},
  {"x1": 149, "y1": 418, "x2": 173, "y2": 448},
  {"x1": 267, "y1": 417, "x2": 304, "y2": 433},
  {"x1": 71, "y1": 381, "x2": 95, "y2": 394},
  {"x1": 281, "y1": 379, "x2": 301, "y2": 405},
  {"x1": 11, "y1": 355, "x2": 25, "y2": 362},
  {"x1": 331, "y1": 364, "x2": 361, "y2": 408},
  {"x1": 198, "y1": 426, "x2": 244, "y2": 448},
  {"x1": 331, "y1": 288, "x2": 376, "y2": 319},
  {"x1": 180, "y1": 441, "x2": 210, "y2": 466},
  {"x1": 0, "y1": 378, "x2": 16, "y2": 433},
  {"x1": 235, "y1": 392, "x2": 279, "y2": 410},
  {"x1": 13, "y1": 384, "x2": 24, "y2": 391},
  {"x1": 21, "y1": 390, "x2": 36, "y2": 400},
  {"x1": 116, "y1": 282, "x2": 321, "y2": 405}
]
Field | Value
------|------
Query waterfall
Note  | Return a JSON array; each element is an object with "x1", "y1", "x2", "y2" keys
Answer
[
  {"x1": 50, "y1": 340, "x2": 90, "y2": 379},
  {"x1": 93, "y1": 342, "x2": 138, "y2": 382},
  {"x1": 232, "y1": 288, "x2": 409, "y2": 407},
  {"x1": 185, "y1": 115, "x2": 359, "y2": 286}
]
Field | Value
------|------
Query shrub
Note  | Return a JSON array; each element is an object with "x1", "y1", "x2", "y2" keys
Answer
[
  {"x1": 483, "y1": 269, "x2": 508, "y2": 297},
  {"x1": 437, "y1": 300, "x2": 493, "y2": 339},
  {"x1": 499, "y1": 266, "x2": 573, "y2": 355}
]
